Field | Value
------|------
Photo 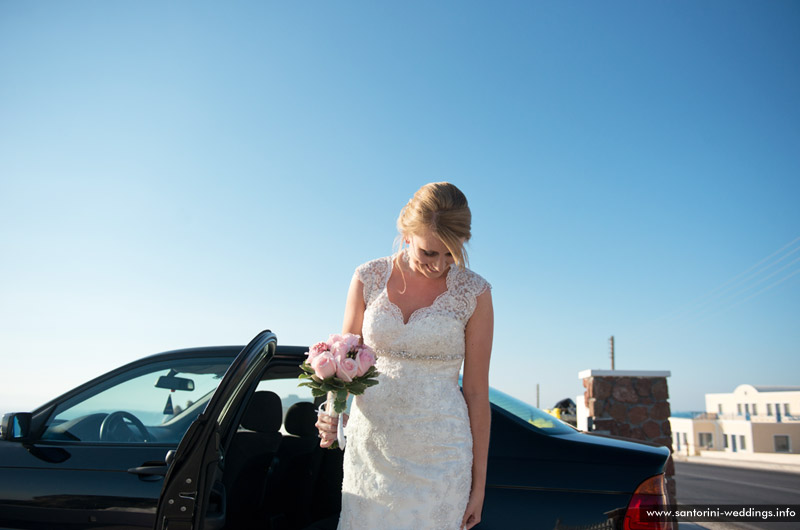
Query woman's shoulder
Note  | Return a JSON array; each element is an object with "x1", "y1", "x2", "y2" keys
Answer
[
  {"x1": 452, "y1": 265, "x2": 491, "y2": 296},
  {"x1": 354, "y1": 255, "x2": 392, "y2": 283}
]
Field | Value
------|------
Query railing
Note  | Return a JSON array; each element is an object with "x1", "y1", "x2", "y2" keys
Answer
[{"x1": 685, "y1": 411, "x2": 799, "y2": 423}]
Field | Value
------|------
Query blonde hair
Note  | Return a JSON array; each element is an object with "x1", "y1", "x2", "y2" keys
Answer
[{"x1": 396, "y1": 182, "x2": 472, "y2": 267}]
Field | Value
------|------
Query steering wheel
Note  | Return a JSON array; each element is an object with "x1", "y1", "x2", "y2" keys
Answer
[{"x1": 99, "y1": 411, "x2": 151, "y2": 442}]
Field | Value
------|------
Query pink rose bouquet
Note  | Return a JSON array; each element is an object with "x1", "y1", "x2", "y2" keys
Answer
[{"x1": 299, "y1": 333, "x2": 379, "y2": 448}]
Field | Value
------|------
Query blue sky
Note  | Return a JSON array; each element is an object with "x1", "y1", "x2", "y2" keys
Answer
[{"x1": 1, "y1": 1, "x2": 798, "y2": 415}]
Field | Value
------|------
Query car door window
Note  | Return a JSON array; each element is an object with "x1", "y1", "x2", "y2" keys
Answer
[{"x1": 41, "y1": 357, "x2": 232, "y2": 444}]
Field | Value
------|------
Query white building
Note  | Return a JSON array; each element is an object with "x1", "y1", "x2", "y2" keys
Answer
[{"x1": 670, "y1": 384, "x2": 800, "y2": 456}]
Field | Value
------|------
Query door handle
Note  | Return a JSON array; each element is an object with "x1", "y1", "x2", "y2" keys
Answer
[{"x1": 128, "y1": 463, "x2": 168, "y2": 481}]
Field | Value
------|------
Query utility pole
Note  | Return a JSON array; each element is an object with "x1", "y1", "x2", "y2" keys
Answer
[{"x1": 609, "y1": 336, "x2": 615, "y2": 370}]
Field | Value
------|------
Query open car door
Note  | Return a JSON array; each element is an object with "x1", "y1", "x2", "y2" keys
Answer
[{"x1": 154, "y1": 330, "x2": 277, "y2": 530}]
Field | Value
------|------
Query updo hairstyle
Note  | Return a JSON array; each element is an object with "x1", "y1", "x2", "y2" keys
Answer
[{"x1": 396, "y1": 182, "x2": 472, "y2": 267}]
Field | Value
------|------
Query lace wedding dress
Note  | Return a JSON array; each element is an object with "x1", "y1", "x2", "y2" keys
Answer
[{"x1": 338, "y1": 251, "x2": 491, "y2": 530}]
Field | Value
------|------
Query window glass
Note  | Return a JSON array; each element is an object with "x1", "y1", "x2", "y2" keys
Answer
[
  {"x1": 699, "y1": 432, "x2": 713, "y2": 448},
  {"x1": 255, "y1": 378, "x2": 317, "y2": 435},
  {"x1": 42, "y1": 357, "x2": 232, "y2": 444},
  {"x1": 739, "y1": 435, "x2": 746, "y2": 450},
  {"x1": 487, "y1": 386, "x2": 575, "y2": 434},
  {"x1": 775, "y1": 435, "x2": 790, "y2": 453}
]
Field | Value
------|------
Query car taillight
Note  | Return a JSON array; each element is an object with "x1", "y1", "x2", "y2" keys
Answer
[{"x1": 623, "y1": 473, "x2": 673, "y2": 530}]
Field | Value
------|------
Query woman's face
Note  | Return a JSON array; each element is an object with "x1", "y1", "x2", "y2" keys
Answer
[{"x1": 406, "y1": 231, "x2": 456, "y2": 279}]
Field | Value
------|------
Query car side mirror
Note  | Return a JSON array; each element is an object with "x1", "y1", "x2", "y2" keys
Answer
[{"x1": 1, "y1": 412, "x2": 32, "y2": 442}]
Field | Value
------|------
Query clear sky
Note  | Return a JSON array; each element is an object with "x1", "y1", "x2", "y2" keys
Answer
[{"x1": 1, "y1": 1, "x2": 798, "y2": 416}]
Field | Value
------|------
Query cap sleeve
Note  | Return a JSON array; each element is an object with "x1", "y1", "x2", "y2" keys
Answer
[
  {"x1": 474, "y1": 274, "x2": 491, "y2": 298},
  {"x1": 354, "y1": 256, "x2": 391, "y2": 307},
  {"x1": 451, "y1": 267, "x2": 491, "y2": 323}
]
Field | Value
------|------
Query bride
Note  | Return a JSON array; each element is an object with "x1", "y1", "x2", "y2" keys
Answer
[{"x1": 316, "y1": 182, "x2": 494, "y2": 530}]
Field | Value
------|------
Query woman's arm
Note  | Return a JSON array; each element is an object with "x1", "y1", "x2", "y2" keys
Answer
[
  {"x1": 317, "y1": 273, "x2": 366, "y2": 448},
  {"x1": 460, "y1": 289, "x2": 494, "y2": 530},
  {"x1": 342, "y1": 273, "x2": 365, "y2": 336}
]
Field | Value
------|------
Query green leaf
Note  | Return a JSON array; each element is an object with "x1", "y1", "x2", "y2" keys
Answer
[
  {"x1": 321, "y1": 382, "x2": 338, "y2": 392},
  {"x1": 362, "y1": 379, "x2": 379, "y2": 387},
  {"x1": 347, "y1": 382, "x2": 367, "y2": 394},
  {"x1": 334, "y1": 399, "x2": 347, "y2": 414},
  {"x1": 337, "y1": 388, "x2": 348, "y2": 402},
  {"x1": 311, "y1": 387, "x2": 327, "y2": 398}
]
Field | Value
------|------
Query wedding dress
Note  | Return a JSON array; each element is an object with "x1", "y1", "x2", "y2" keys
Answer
[{"x1": 338, "y1": 251, "x2": 491, "y2": 530}]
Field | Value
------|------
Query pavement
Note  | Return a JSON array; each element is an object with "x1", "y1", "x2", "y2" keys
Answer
[
  {"x1": 673, "y1": 454, "x2": 800, "y2": 529},
  {"x1": 672, "y1": 453, "x2": 800, "y2": 475}
]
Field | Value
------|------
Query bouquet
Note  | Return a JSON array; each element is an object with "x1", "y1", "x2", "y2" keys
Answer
[{"x1": 298, "y1": 333, "x2": 379, "y2": 448}]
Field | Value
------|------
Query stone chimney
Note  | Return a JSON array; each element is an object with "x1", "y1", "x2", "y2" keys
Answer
[{"x1": 578, "y1": 370, "x2": 675, "y2": 502}]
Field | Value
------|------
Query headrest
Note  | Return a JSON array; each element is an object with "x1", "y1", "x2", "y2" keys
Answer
[
  {"x1": 241, "y1": 391, "x2": 282, "y2": 433},
  {"x1": 284, "y1": 401, "x2": 318, "y2": 437}
]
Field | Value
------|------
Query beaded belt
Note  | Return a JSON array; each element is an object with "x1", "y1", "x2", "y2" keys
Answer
[{"x1": 375, "y1": 349, "x2": 463, "y2": 361}]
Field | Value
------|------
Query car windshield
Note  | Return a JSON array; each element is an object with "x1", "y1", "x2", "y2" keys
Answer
[
  {"x1": 41, "y1": 357, "x2": 232, "y2": 443},
  {"x1": 488, "y1": 386, "x2": 575, "y2": 434}
]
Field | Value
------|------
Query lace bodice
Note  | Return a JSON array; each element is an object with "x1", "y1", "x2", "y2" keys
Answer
[
  {"x1": 356, "y1": 252, "x2": 491, "y2": 362},
  {"x1": 337, "y1": 253, "x2": 490, "y2": 530}
]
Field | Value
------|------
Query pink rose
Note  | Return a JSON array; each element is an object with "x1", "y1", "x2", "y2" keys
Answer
[
  {"x1": 336, "y1": 357, "x2": 359, "y2": 383},
  {"x1": 307, "y1": 341, "x2": 329, "y2": 362},
  {"x1": 341, "y1": 333, "x2": 361, "y2": 351},
  {"x1": 310, "y1": 352, "x2": 337, "y2": 380},
  {"x1": 355, "y1": 348, "x2": 376, "y2": 377},
  {"x1": 330, "y1": 340, "x2": 351, "y2": 362}
]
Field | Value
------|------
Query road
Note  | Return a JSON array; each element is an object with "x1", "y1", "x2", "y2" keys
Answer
[{"x1": 674, "y1": 461, "x2": 800, "y2": 530}]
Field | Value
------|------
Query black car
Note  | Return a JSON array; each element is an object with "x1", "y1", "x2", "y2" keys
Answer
[{"x1": 0, "y1": 331, "x2": 672, "y2": 529}]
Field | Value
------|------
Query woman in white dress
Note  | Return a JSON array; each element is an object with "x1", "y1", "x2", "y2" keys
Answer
[{"x1": 316, "y1": 182, "x2": 494, "y2": 530}]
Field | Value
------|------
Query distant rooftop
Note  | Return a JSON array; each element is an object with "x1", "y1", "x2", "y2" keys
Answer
[
  {"x1": 707, "y1": 384, "x2": 800, "y2": 396},
  {"x1": 750, "y1": 385, "x2": 800, "y2": 393}
]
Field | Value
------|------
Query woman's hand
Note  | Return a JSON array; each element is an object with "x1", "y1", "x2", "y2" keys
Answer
[
  {"x1": 315, "y1": 411, "x2": 348, "y2": 448},
  {"x1": 460, "y1": 488, "x2": 485, "y2": 529}
]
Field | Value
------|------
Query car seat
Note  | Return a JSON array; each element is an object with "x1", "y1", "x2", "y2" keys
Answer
[
  {"x1": 224, "y1": 390, "x2": 283, "y2": 529},
  {"x1": 264, "y1": 401, "x2": 326, "y2": 529}
]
